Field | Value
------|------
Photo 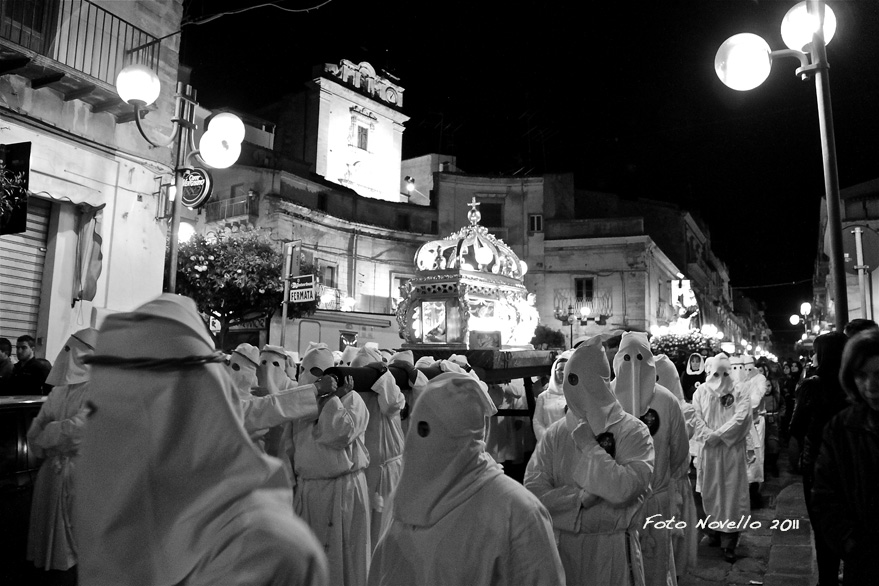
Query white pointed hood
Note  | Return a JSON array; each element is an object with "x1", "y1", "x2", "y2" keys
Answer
[
  {"x1": 45, "y1": 327, "x2": 99, "y2": 387},
  {"x1": 75, "y1": 294, "x2": 289, "y2": 586},
  {"x1": 563, "y1": 336, "x2": 625, "y2": 436},
  {"x1": 655, "y1": 354, "x2": 685, "y2": 402},
  {"x1": 299, "y1": 344, "x2": 334, "y2": 385},
  {"x1": 257, "y1": 344, "x2": 294, "y2": 393},
  {"x1": 612, "y1": 332, "x2": 656, "y2": 417},
  {"x1": 701, "y1": 353, "x2": 735, "y2": 398},
  {"x1": 393, "y1": 372, "x2": 501, "y2": 527},
  {"x1": 227, "y1": 343, "x2": 259, "y2": 400}
]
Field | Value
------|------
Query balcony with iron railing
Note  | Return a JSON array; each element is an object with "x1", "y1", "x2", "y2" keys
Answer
[
  {"x1": 204, "y1": 195, "x2": 259, "y2": 225},
  {"x1": 553, "y1": 288, "x2": 614, "y2": 321},
  {"x1": 0, "y1": 0, "x2": 159, "y2": 121}
]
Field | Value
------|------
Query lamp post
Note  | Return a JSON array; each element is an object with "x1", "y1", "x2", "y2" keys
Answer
[
  {"x1": 115, "y1": 64, "x2": 245, "y2": 293},
  {"x1": 715, "y1": 1, "x2": 847, "y2": 331}
]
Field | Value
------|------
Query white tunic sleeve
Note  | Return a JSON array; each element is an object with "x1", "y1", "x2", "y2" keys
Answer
[
  {"x1": 372, "y1": 370, "x2": 406, "y2": 415},
  {"x1": 315, "y1": 392, "x2": 369, "y2": 450},
  {"x1": 242, "y1": 384, "x2": 319, "y2": 433},
  {"x1": 524, "y1": 426, "x2": 583, "y2": 533}
]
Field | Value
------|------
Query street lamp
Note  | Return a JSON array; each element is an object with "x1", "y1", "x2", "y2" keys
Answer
[
  {"x1": 715, "y1": 1, "x2": 848, "y2": 331},
  {"x1": 790, "y1": 301, "x2": 812, "y2": 333},
  {"x1": 115, "y1": 63, "x2": 245, "y2": 293}
]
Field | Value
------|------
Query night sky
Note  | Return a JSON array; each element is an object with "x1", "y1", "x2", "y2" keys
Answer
[{"x1": 179, "y1": 0, "x2": 879, "y2": 346}]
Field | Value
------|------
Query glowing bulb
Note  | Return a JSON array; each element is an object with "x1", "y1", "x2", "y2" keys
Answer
[
  {"x1": 580, "y1": 306, "x2": 591, "y2": 318},
  {"x1": 475, "y1": 246, "x2": 493, "y2": 266},
  {"x1": 781, "y1": 1, "x2": 837, "y2": 52},
  {"x1": 198, "y1": 130, "x2": 241, "y2": 169},
  {"x1": 208, "y1": 112, "x2": 245, "y2": 144},
  {"x1": 115, "y1": 64, "x2": 160, "y2": 106},
  {"x1": 519, "y1": 260, "x2": 528, "y2": 275},
  {"x1": 790, "y1": 315, "x2": 801, "y2": 326},
  {"x1": 715, "y1": 33, "x2": 772, "y2": 91}
]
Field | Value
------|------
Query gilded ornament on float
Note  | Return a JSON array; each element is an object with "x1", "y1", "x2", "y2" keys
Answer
[{"x1": 396, "y1": 197, "x2": 538, "y2": 349}]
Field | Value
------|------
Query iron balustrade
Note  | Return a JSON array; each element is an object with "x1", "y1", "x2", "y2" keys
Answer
[
  {"x1": 204, "y1": 196, "x2": 258, "y2": 224},
  {"x1": 0, "y1": 0, "x2": 158, "y2": 86}
]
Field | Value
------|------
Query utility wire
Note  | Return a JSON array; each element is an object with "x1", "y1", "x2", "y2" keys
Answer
[{"x1": 731, "y1": 278, "x2": 812, "y2": 290}]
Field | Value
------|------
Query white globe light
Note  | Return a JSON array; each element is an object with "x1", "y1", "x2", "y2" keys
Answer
[
  {"x1": 790, "y1": 314, "x2": 801, "y2": 325},
  {"x1": 781, "y1": 1, "x2": 836, "y2": 52},
  {"x1": 716, "y1": 331, "x2": 724, "y2": 340},
  {"x1": 580, "y1": 306, "x2": 592, "y2": 318},
  {"x1": 115, "y1": 64, "x2": 161, "y2": 106},
  {"x1": 519, "y1": 260, "x2": 528, "y2": 275},
  {"x1": 800, "y1": 302, "x2": 812, "y2": 316},
  {"x1": 198, "y1": 130, "x2": 241, "y2": 169},
  {"x1": 474, "y1": 246, "x2": 493, "y2": 266},
  {"x1": 178, "y1": 222, "x2": 196, "y2": 243},
  {"x1": 208, "y1": 112, "x2": 246, "y2": 144},
  {"x1": 715, "y1": 33, "x2": 772, "y2": 91}
]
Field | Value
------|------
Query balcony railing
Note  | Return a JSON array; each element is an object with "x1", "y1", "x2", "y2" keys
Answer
[
  {"x1": 0, "y1": 0, "x2": 159, "y2": 86},
  {"x1": 553, "y1": 288, "x2": 614, "y2": 319},
  {"x1": 204, "y1": 196, "x2": 258, "y2": 224}
]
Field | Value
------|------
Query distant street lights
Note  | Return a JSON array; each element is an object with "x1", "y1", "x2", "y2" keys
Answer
[
  {"x1": 714, "y1": 1, "x2": 848, "y2": 331},
  {"x1": 115, "y1": 63, "x2": 244, "y2": 293},
  {"x1": 790, "y1": 301, "x2": 812, "y2": 333}
]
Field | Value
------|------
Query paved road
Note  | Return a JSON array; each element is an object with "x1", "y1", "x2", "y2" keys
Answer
[{"x1": 679, "y1": 444, "x2": 817, "y2": 586}]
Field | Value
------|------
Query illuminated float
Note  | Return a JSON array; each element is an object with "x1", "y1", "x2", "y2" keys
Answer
[{"x1": 396, "y1": 197, "x2": 539, "y2": 350}]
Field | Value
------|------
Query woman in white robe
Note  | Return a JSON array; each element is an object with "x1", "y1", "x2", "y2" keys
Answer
[
  {"x1": 74, "y1": 294, "x2": 328, "y2": 586},
  {"x1": 613, "y1": 334, "x2": 690, "y2": 586},
  {"x1": 533, "y1": 351, "x2": 571, "y2": 442},
  {"x1": 369, "y1": 372, "x2": 565, "y2": 586},
  {"x1": 525, "y1": 336, "x2": 654, "y2": 586},
  {"x1": 691, "y1": 353, "x2": 752, "y2": 562},
  {"x1": 26, "y1": 327, "x2": 98, "y2": 572},
  {"x1": 290, "y1": 349, "x2": 371, "y2": 586}
]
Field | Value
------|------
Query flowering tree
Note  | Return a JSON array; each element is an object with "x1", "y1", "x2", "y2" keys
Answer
[{"x1": 172, "y1": 232, "x2": 318, "y2": 347}]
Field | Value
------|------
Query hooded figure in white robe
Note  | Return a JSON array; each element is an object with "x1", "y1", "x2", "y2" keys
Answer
[
  {"x1": 739, "y1": 355, "x2": 766, "y2": 485},
  {"x1": 74, "y1": 294, "x2": 328, "y2": 586},
  {"x1": 525, "y1": 336, "x2": 654, "y2": 586},
  {"x1": 655, "y1": 354, "x2": 699, "y2": 577},
  {"x1": 26, "y1": 327, "x2": 98, "y2": 571},
  {"x1": 349, "y1": 345, "x2": 407, "y2": 546},
  {"x1": 533, "y1": 351, "x2": 572, "y2": 442},
  {"x1": 256, "y1": 344, "x2": 311, "y2": 486},
  {"x1": 389, "y1": 349, "x2": 429, "y2": 434},
  {"x1": 691, "y1": 354, "x2": 751, "y2": 557},
  {"x1": 228, "y1": 343, "x2": 319, "y2": 452},
  {"x1": 369, "y1": 372, "x2": 565, "y2": 586},
  {"x1": 289, "y1": 344, "x2": 371, "y2": 586},
  {"x1": 613, "y1": 333, "x2": 690, "y2": 586}
]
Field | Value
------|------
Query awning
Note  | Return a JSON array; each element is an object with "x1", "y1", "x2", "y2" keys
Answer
[{"x1": 30, "y1": 169, "x2": 104, "y2": 207}]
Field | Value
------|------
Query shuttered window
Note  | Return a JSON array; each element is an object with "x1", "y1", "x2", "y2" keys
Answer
[{"x1": 0, "y1": 197, "x2": 50, "y2": 340}]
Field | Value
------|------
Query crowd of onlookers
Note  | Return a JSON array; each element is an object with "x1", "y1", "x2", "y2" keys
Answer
[
  {"x1": 0, "y1": 335, "x2": 53, "y2": 395},
  {"x1": 12, "y1": 296, "x2": 879, "y2": 586}
]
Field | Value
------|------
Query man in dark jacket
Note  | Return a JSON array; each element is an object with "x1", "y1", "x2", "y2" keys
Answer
[{"x1": 6, "y1": 335, "x2": 52, "y2": 395}]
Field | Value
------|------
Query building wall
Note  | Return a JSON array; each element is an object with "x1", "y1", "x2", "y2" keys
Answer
[{"x1": 0, "y1": 0, "x2": 184, "y2": 360}]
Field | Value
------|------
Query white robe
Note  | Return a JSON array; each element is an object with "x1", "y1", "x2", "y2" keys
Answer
[
  {"x1": 291, "y1": 391, "x2": 371, "y2": 586},
  {"x1": 691, "y1": 384, "x2": 751, "y2": 526},
  {"x1": 74, "y1": 294, "x2": 328, "y2": 586},
  {"x1": 358, "y1": 370, "x2": 406, "y2": 546},
  {"x1": 370, "y1": 371, "x2": 564, "y2": 586},
  {"x1": 613, "y1": 336, "x2": 690, "y2": 586},
  {"x1": 370, "y1": 474, "x2": 563, "y2": 586},
  {"x1": 534, "y1": 386, "x2": 567, "y2": 442},
  {"x1": 26, "y1": 383, "x2": 90, "y2": 570},
  {"x1": 526, "y1": 411, "x2": 653, "y2": 586},
  {"x1": 739, "y1": 373, "x2": 767, "y2": 484}
]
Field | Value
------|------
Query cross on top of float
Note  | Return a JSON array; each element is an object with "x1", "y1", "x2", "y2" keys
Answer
[{"x1": 414, "y1": 197, "x2": 528, "y2": 280}]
